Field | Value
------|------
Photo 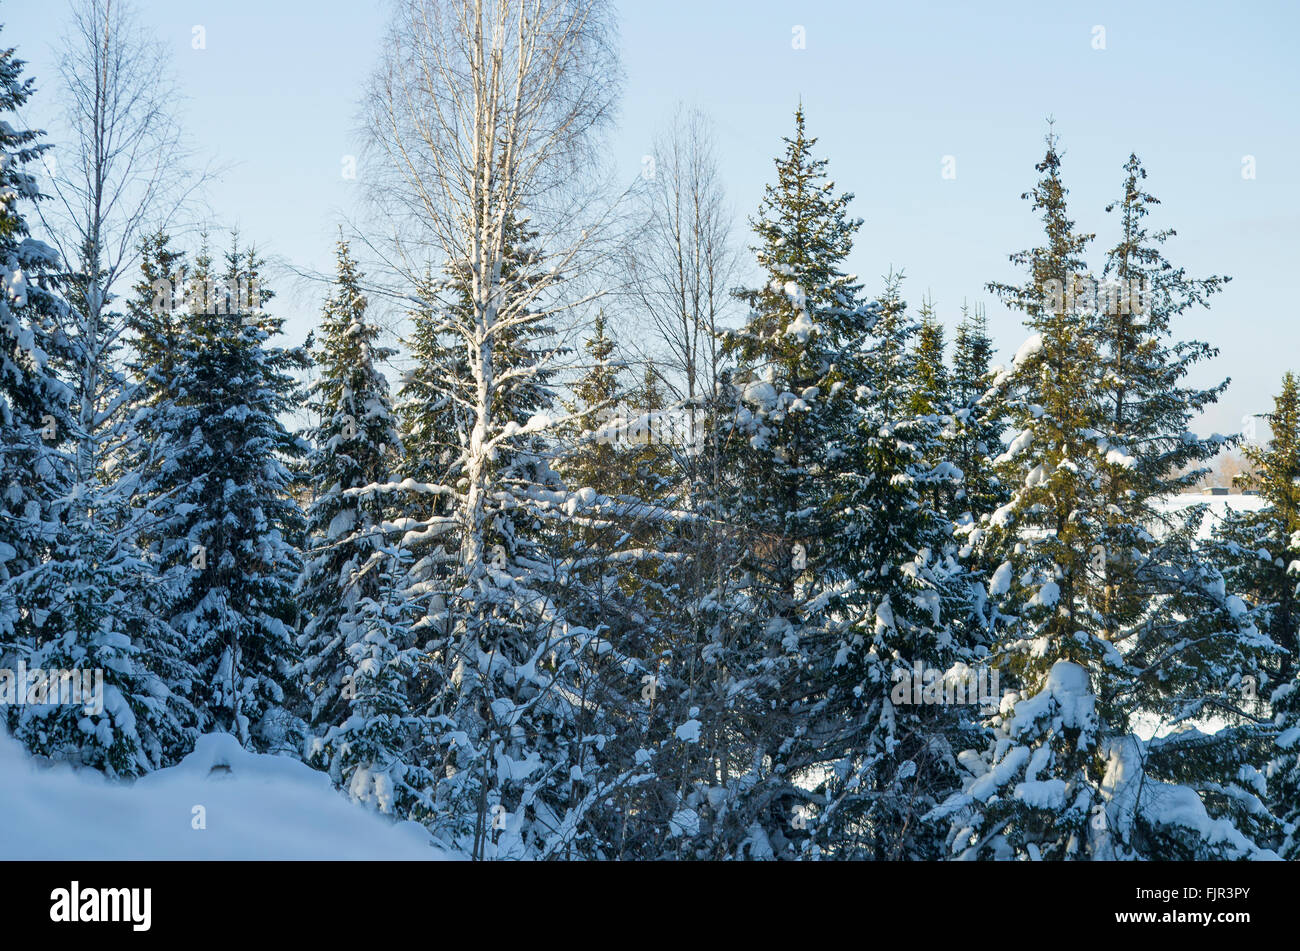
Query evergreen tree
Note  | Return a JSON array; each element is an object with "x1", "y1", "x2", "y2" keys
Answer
[
  {"x1": 395, "y1": 211, "x2": 636, "y2": 859},
  {"x1": 14, "y1": 237, "x2": 193, "y2": 776},
  {"x1": 930, "y1": 135, "x2": 1275, "y2": 860},
  {"x1": 948, "y1": 302, "x2": 1005, "y2": 534},
  {"x1": 1207, "y1": 374, "x2": 1300, "y2": 855},
  {"x1": 0, "y1": 36, "x2": 76, "y2": 740},
  {"x1": 707, "y1": 110, "x2": 966, "y2": 859},
  {"x1": 709, "y1": 107, "x2": 873, "y2": 857},
  {"x1": 559, "y1": 311, "x2": 623, "y2": 494},
  {"x1": 296, "y1": 238, "x2": 437, "y2": 817},
  {"x1": 1211, "y1": 374, "x2": 1300, "y2": 676},
  {"x1": 1093, "y1": 154, "x2": 1274, "y2": 854},
  {"x1": 145, "y1": 236, "x2": 309, "y2": 748},
  {"x1": 816, "y1": 270, "x2": 971, "y2": 859},
  {"x1": 909, "y1": 295, "x2": 948, "y2": 418}
]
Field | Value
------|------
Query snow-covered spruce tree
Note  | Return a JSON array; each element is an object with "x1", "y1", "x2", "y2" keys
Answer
[
  {"x1": 552, "y1": 322, "x2": 684, "y2": 859},
  {"x1": 0, "y1": 37, "x2": 77, "y2": 738},
  {"x1": 1089, "y1": 153, "x2": 1277, "y2": 854},
  {"x1": 1206, "y1": 373, "x2": 1300, "y2": 855},
  {"x1": 397, "y1": 268, "x2": 466, "y2": 486},
  {"x1": 909, "y1": 295, "x2": 947, "y2": 417},
  {"x1": 296, "y1": 237, "x2": 437, "y2": 818},
  {"x1": 705, "y1": 110, "x2": 964, "y2": 859},
  {"x1": 706, "y1": 108, "x2": 871, "y2": 857},
  {"x1": 1091, "y1": 152, "x2": 1233, "y2": 654},
  {"x1": 909, "y1": 296, "x2": 957, "y2": 519},
  {"x1": 12, "y1": 233, "x2": 194, "y2": 776},
  {"x1": 558, "y1": 311, "x2": 622, "y2": 492},
  {"x1": 1209, "y1": 374, "x2": 1300, "y2": 675},
  {"x1": 142, "y1": 237, "x2": 309, "y2": 749},
  {"x1": 929, "y1": 135, "x2": 1276, "y2": 860},
  {"x1": 948, "y1": 302, "x2": 1006, "y2": 539},
  {"x1": 815, "y1": 271, "x2": 975, "y2": 860},
  {"x1": 945, "y1": 301, "x2": 1010, "y2": 662},
  {"x1": 118, "y1": 231, "x2": 203, "y2": 737}
]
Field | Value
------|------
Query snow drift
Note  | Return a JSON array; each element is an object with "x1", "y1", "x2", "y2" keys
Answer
[{"x1": 0, "y1": 730, "x2": 451, "y2": 860}]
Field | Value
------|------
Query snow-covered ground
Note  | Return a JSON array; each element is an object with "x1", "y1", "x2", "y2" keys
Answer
[{"x1": 0, "y1": 729, "x2": 453, "y2": 860}]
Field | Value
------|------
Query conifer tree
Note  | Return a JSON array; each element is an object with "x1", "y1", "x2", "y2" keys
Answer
[
  {"x1": 0, "y1": 37, "x2": 77, "y2": 742},
  {"x1": 817, "y1": 271, "x2": 970, "y2": 859},
  {"x1": 1208, "y1": 374, "x2": 1300, "y2": 855},
  {"x1": 559, "y1": 311, "x2": 623, "y2": 495},
  {"x1": 910, "y1": 295, "x2": 948, "y2": 418},
  {"x1": 1211, "y1": 374, "x2": 1300, "y2": 675},
  {"x1": 144, "y1": 237, "x2": 309, "y2": 748},
  {"x1": 15, "y1": 242, "x2": 193, "y2": 775},
  {"x1": 948, "y1": 302, "x2": 1005, "y2": 534},
  {"x1": 1091, "y1": 154, "x2": 1274, "y2": 854},
  {"x1": 709, "y1": 110, "x2": 966, "y2": 859},
  {"x1": 296, "y1": 238, "x2": 436, "y2": 816},
  {"x1": 931, "y1": 135, "x2": 1275, "y2": 860},
  {"x1": 395, "y1": 213, "x2": 637, "y2": 859}
]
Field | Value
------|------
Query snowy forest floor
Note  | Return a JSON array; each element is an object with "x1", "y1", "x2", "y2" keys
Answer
[{"x1": 0, "y1": 729, "x2": 453, "y2": 860}]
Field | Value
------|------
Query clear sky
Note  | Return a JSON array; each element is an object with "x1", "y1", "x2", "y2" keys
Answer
[{"x1": 5, "y1": 0, "x2": 1298, "y2": 437}]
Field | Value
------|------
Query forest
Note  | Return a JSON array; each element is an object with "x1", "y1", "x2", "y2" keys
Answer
[{"x1": 1, "y1": 0, "x2": 1297, "y2": 862}]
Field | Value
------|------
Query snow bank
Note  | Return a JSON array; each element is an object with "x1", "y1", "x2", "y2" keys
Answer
[
  {"x1": 1153, "y1": 492, "x2": 1269, "y2": 540},
  {"x1": 0, "y1": 730, "x2": 451, "y2": 860}
]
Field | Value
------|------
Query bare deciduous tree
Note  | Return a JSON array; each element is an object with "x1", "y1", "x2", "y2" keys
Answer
[
  {"x1": 38, "y1": 0, "x2": 201, "y2": 485},
  {"x1": 624, "y1": 105, "x2": 739, "y2": 412}
]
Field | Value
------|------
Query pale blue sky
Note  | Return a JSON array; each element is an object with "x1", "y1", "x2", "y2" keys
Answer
[{"x1": 5, "y1": 0, "x2": 1298, "y2": 436}]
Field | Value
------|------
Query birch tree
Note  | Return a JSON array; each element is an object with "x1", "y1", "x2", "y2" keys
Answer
[{"x1": 363, "y1": 0, "x2": 632, "y2": 858}]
